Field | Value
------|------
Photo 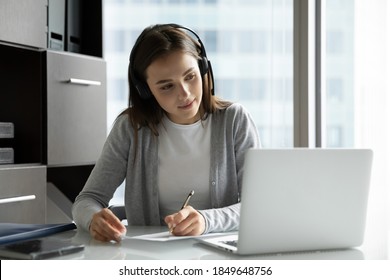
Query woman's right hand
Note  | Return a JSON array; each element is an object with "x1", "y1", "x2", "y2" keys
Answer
[{"x1": 89, "y1": 208, "x2": 127, "y2": 242}]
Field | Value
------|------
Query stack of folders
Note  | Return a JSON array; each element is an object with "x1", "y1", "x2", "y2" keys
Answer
[
  {"x1": 0, "y1": 223, "x2": 84, "y2": 259},
  {"x1": 0, "y1": 122, "x2": 14, "y2": 164}
]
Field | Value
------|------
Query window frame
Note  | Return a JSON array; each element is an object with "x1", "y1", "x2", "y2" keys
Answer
[{"x1": 293, "y1": 0, "x2": 324, "y2": 148}]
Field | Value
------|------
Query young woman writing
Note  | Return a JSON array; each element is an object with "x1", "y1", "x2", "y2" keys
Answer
[{"x1": 72, "y1": 24, "x2": 261, "y2": 242}]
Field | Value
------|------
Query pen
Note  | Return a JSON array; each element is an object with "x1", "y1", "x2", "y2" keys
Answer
[
  {"x1": 181, "y1": 190, "x2": 195, "y2": 209},
  {"x1": 169, "y1": 190, "x2": 195, "y2": 234}
]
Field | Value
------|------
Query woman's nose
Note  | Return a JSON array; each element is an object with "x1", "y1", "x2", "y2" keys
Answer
[{"x1": 178, "y1": 83, "x2": 190, "y2": 99}]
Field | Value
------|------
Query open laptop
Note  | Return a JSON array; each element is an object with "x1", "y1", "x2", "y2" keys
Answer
[{"x1": 198, "y1": 148, "x2": 373, "y2": 255}]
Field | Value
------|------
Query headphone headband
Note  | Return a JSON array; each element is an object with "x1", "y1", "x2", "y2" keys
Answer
[{"x1": 129, "y1": 24, "x2": 214, "y2": 99}]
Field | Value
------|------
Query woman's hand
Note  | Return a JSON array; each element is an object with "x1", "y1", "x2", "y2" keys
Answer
[
  {"x1": 164, "y1": 206, "x2": 206, "y2": 236},
  {"x1": 89, "y1": 208, "x2": 127, "y2": 242}
]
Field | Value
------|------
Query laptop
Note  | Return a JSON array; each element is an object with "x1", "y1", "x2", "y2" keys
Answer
[{"x1": 198, "y1": 148, "x2": 373, "y2": 255}]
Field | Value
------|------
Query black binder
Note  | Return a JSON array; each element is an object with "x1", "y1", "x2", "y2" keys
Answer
[{"x1": 0, "y1": 223, "x2": 76, "y2": 245}]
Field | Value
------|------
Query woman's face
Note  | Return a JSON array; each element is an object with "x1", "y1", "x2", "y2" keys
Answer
[{"x1": 146, "y1": 51, "x2": 203, "y2": 125}]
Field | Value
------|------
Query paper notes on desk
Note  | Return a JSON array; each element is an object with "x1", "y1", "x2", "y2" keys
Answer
[
  {"x1": 124, "y1": 231, "x2": 236, "y2": 242},
  {"x1": 124, "y1": 231, "x2": 190, "y2": 242}
]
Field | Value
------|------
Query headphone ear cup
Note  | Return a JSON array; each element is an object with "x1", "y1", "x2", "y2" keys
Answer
[
  {"x1": 199, "y1": 57, "x2": 209, "y2": 75},
  {"x1": 136, "y1": 82, "x2": 153, "y2": 99}
]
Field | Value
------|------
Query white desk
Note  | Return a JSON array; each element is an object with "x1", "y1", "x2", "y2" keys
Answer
[{"x1": 51, "y1": 225, "x2": 388, "y2": 260}]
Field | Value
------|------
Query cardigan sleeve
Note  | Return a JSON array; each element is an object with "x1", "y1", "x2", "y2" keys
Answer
[{"x1": 72, "y1": 115, "x2": 131, "y2": 232}]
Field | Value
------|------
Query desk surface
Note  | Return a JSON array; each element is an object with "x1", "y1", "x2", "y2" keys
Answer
[{"x1": 51, "y1": 225, "x2": 388, "y2": 260}]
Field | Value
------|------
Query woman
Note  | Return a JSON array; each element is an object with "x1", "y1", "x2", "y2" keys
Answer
[{"x1": 72, "y1": 24, "x2": 261, "y2": 242}]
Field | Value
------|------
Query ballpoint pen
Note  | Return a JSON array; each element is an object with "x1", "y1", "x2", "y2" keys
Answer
[
  {"x1": 169, "y1": 190, "x2": 195, "y2": 233},
  {"x1": 181, "y1": 190, "x2": 195, "y2": 209}
]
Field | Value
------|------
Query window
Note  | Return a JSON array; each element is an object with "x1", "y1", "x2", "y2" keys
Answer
[
  {"x1": 104, "y1": 0, "x2": 294, "y2": 148},
  {"x1": 326, "y1": 78, "x2": 343, "y2": 102},
  {"x1": 323, "y1": 0, "x2": 389, "y2": 259}
]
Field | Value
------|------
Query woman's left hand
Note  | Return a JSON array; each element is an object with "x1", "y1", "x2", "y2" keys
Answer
[{"x1": 164, "y1": 206, "x2": 205, "y2": 236}]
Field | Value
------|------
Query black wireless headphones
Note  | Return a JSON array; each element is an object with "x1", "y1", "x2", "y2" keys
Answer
[{"x1": 129, "y1": 23, "x2": 214, "y2": 99}]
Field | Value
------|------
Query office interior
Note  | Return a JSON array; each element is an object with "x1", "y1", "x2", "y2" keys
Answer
[{"x1": 0, "y1": 0, "x2": 389, "y2": 259}]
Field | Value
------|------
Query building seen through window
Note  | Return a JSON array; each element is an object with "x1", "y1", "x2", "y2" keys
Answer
[{"x1": 104, "y1": 0, "x2": 353, "y2": 148}]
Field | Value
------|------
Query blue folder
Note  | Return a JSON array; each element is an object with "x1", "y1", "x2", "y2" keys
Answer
[{"x1": 0, "y1": 223, "x2": 76, "y2": 245}]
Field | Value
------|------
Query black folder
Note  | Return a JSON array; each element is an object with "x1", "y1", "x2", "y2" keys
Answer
[{"x1": 0, "y1": 223, "x2": 76, "y2": 245}]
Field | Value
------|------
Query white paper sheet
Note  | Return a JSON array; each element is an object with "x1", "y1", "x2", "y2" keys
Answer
[{"x1": 123, "y1": 231, "x2": 236, "y2": 242}]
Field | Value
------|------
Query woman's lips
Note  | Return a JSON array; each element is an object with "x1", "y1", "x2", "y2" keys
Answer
[{"x1": 178, "y1": 99, "x2": 195, "y2": 109}]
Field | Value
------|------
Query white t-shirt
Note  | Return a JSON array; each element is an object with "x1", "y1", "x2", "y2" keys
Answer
[{"x1": 158, "y1": 115, "x2": 212, "y2": 218}]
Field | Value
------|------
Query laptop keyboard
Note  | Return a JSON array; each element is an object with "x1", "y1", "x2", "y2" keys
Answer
[{"x1": 222, "y1": 240, "x2": 238, "y2": 248}]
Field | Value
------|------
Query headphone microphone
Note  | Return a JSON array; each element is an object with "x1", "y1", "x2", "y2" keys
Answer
[{"x1": 129, "y1": 24, "x2": 214, "y2": 100}]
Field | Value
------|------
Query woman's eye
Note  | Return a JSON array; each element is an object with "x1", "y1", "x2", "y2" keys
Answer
[
  {"x1": 185, "y1": 73, "x2": 196, "y2": 81},
  {"x1": 160, "y1": 84, "x2": 173, "y2": 91}
]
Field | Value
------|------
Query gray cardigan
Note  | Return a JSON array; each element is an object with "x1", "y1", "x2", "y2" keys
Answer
[{"x1": 72, "y1": 103, "x2": 261, "y2": 234}]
